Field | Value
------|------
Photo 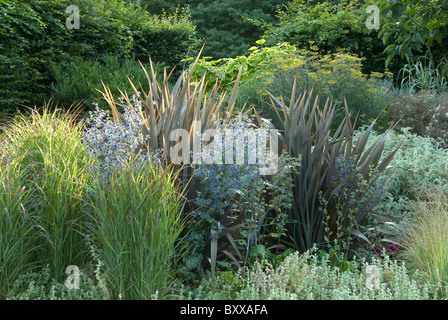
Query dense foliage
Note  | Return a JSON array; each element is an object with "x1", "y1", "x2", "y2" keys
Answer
[
  {"x1": 388, "y1": 90, "x2": 448, "y2": 148},
  {"x1": 48, "y1": 56, "x2": 163, "y2": 111},
  {"x1": 0, "y1": 0, "x2": 197, "y2": 115},
  {"x1": 184, "y1": 0, "x2": 288, "y2": 59},
  {"x1": 262, "y1": 0, "x2": 391, "y2": 75},
  {"x1": 189, "y1": 41, "x2": 396, "y2": 130},
  {"x1": 136, "y1": 0, "x2": 289, "y2": 59},
  {"x1": 0, "y1": 0, "x2": 69, "y2": 113},
  {"x1": 2, "y1": 0, "x2": 448, "y2": 302},
  {"x1": 378, "y1": 0, "x2": 448, "y2": 76}
]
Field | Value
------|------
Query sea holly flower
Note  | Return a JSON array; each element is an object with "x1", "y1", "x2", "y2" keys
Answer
[{"x1": 83, "y1": 94, "x2": 152, "y2": 181}]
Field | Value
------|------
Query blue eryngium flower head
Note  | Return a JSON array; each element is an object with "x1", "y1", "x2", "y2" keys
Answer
[{"x1": 83, "y1": 95, "x2": 147, "y2": 181}]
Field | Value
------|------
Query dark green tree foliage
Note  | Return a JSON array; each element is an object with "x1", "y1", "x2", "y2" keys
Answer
[
  {"x1": 0, "y1": 1, "x2": 69, "y2": 113},
  {"x1": 262, "y1": 0, "x2": 390, "y2": 75},
  {"x1": 66, "y1": 0, "x2": 197, "y2": 66},
  {"x1": 136, "y1": 0, "x2": 290, "y2": 58},
  {"x1": 378, "y1": 0, "x2": 448, "y2": 75},
  {"x1": 183, "y1": 0, "x2": 289, "y2": 59},
  {"x1": 0, "y1": 0, "x2": 197, "y2": 114},
  {"x1": 137, "y1": 0, "x2": 182, "y2": 15}
]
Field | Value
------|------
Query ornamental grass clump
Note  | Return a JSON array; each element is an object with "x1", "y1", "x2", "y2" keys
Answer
[
  {"x1": 85, "y1": 155, "x2": 186, "y2": 300},
  {"x1": 0, "y1": 164, "x2": 38, "y2": 299},
  {"x1": 398, "y1": 189, "x2": 448, "y2": 298},
  {"x1": 0, "y1": 106, "x2": 95, "y2": 280}
]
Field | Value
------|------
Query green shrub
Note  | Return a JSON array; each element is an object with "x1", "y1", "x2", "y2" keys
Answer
[
  {"x1": 0, "y1": 0, "x2": 69, "y2": 113},
  {"x1": 133, "y1": 8, "x2": 199, "y2": 71},
  {"x1": 53, "y1": 0, "x2": 198, "y2": 67},
  {"x1": 388, "y1": 90, "x2": 448, "y2": 148},
  {"x1": 179, "y1": 0, "x2": 288, "y2": 59},
  {"x1": 378, "y1": 0, "x2": 448, "y2": 77},
  {"x1": 133, "y1": 0, "x2": 290, "y2": 59},
  {"x1": 137, "y1": 0, "x2": 182, "y2": 15},
  {"x1": 262, "y1": 0, "x2": 390, "y2": 75},
  {"x1": 189, "y1": 42, "x2": 397, "y2": 130},
  {"x1": 250, "y1": 49, "x2": 396, "y2": 130},
  {"x1": 0, "y1": 0, "x2": 198, "y2": 113},
  {"x1": 85, "y1": 157, "x2": 186, "y2": 300},
  {"x1": 188, "y1": 40, "x2": 297, "y2": 92},
  {"x1": 48, "y1": 55, "x2": 164, "y2": 111}
]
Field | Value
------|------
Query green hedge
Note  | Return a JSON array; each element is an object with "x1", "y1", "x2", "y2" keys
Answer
[
  {"x1": 0, "y1": 0, "x2": 198, "y2": 115},
  {"x1": 0, "y1": 0, "x2": 69, "y2": 114}
]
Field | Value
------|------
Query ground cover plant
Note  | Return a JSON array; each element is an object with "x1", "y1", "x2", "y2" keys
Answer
[
  {"x1": 2, "y1": 0, "x2": 448, "y2": 302},
  {"x1": 173, "y1": 246, "x2": 432, "y2": 300}
]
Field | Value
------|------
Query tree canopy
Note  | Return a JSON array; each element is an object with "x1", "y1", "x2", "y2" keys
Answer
[{"x1": 378, "y1": 0, "x2": 448, "y2": 75}]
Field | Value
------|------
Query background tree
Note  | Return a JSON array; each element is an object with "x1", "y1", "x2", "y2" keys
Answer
[
  {"x1": 137, "y1": 0, "x2": 289, "y2": 59},
  {"x1": 189, "y1": 0, "x2": 289, "y2": 58},
  {"x1": 378, "y1": 0, "x2": 448, "y2": 76},
  {"x1": 262, "y1": 0, "x2": 391, "y2": 75}
]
